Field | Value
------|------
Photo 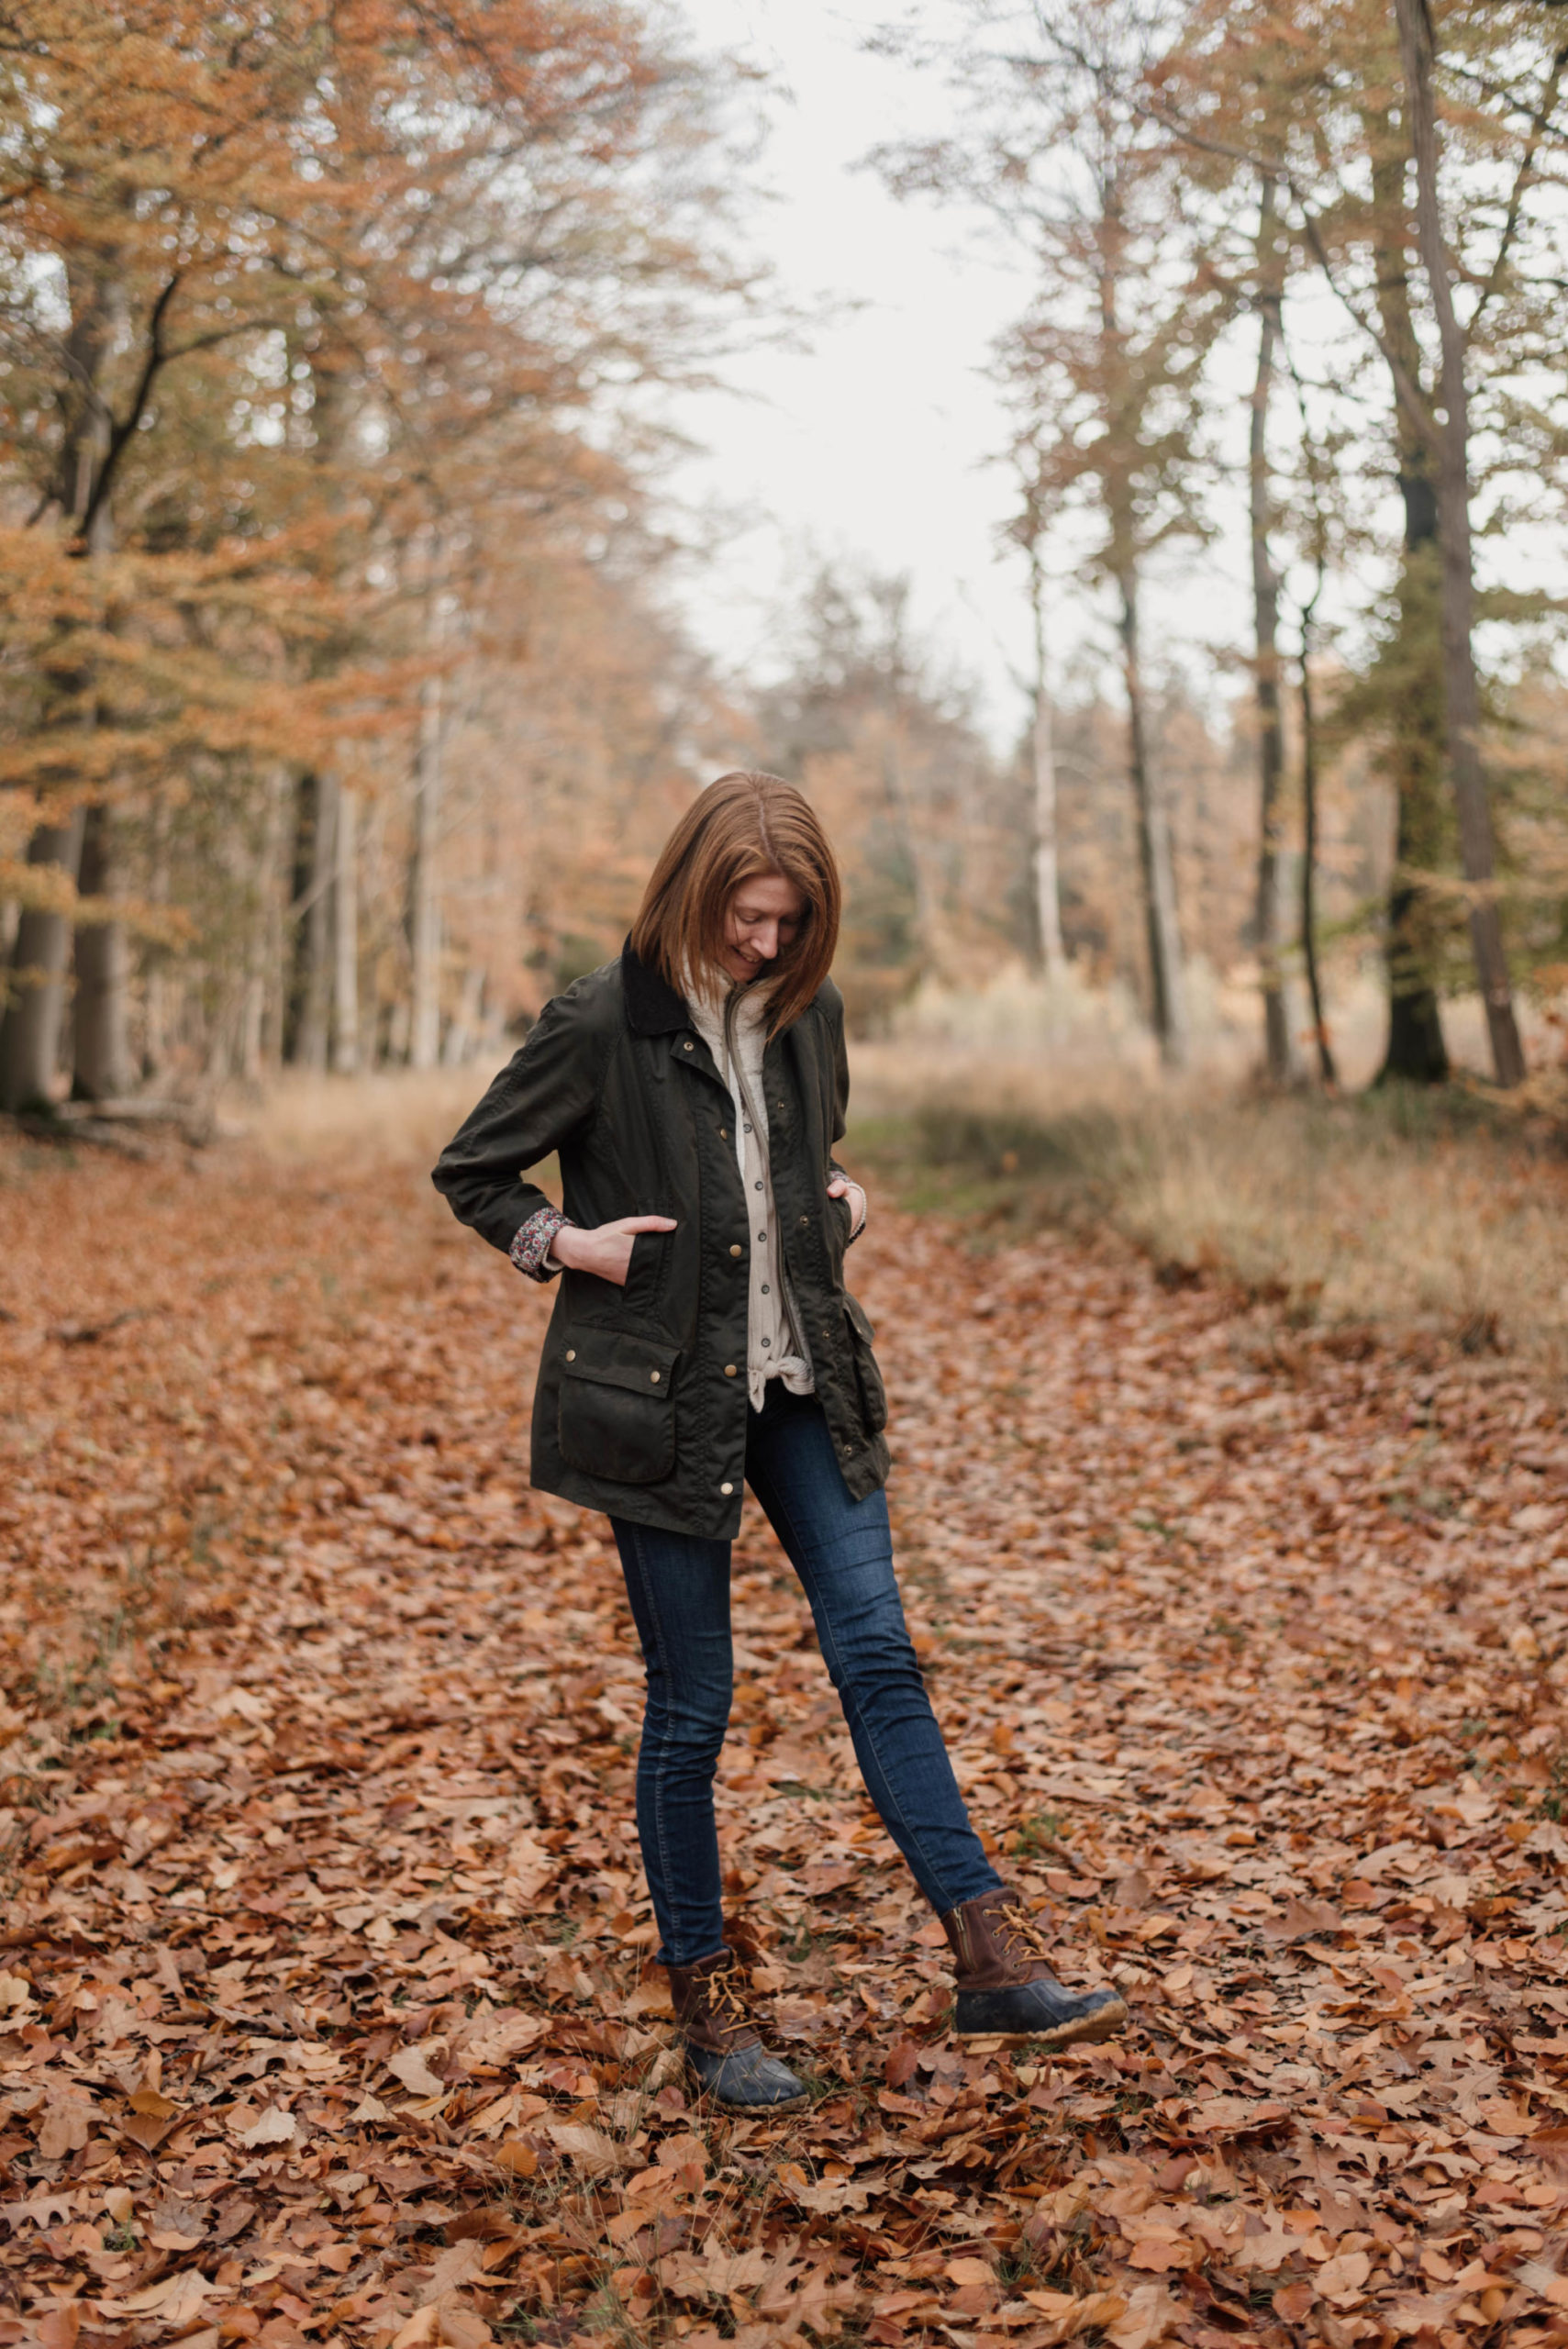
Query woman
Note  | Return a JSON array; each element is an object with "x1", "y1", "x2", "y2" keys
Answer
[{"x1": 433, "y1": 773, "x2": 1125, "y2": 2106}]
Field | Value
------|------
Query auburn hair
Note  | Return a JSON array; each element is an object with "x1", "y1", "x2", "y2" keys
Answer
[{"x1": 630, "y1": 771, "x2": 840, "y2": 1032}]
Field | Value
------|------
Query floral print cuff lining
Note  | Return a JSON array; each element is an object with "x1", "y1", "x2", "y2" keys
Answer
[{"x1": 509, "y1": 1206, "x2": 571, "y2": 1282}]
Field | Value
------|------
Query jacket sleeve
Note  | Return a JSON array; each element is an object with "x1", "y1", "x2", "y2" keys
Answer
[
  {"x1": 825, "y1": 995, "x2": 866, "y2": 1241},
  {"x1": 431, "y1": 988, "x2": 611, "y2": 1255},
  {"x1": 829, "y1": 993, "x2": 850, "y2": 1149}
]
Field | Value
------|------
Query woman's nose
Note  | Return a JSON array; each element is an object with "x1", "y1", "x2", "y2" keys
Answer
[{"x1": 758, "y1": 923, "x2": 778, "y2": 958}]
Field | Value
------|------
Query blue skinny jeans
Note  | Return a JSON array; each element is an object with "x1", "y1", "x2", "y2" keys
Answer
[{"x1": 610, "y1": 1382, "x2": 1002, "y2": 1965}]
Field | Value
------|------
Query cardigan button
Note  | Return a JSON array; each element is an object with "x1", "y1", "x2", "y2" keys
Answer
[
  {"x1": 720, "y1": 1481, "x2": 734, "y2": 1496},
  {"x1": 724, "y1": 1364, "x2": 738, "y2": 1376},
  {"x1": 728, "y1": 1243, "x2": 742, "y2": 1258}
]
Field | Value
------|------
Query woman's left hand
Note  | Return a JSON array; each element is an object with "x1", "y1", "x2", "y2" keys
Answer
[{"x1": 827, "y1": 1174, "x2": 867, "y2": 1235}]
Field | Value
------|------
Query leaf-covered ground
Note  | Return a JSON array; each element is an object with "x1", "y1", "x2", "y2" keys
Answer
[{"x1": 3, "y1": 1134, "x2": 1567, "y2": 2349}]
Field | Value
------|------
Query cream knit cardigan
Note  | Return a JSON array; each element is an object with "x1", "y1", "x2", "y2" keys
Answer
[{"x1": 686, "y1": 980, "x2": 817, "y2": 1413}]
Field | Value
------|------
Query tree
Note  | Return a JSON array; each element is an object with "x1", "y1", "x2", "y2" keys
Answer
[
  {"x1": 1391, "y1": 0, "x2": 1526, "y2": 1086},
  {"x1": 1001, "y1": 462, "x2": 1070, "y2": 976},
  {"x1": 0, "y1": 0, "x2": 753, "y2": 1095},
  {"x1": 1245, "y1": 173, "x2": 1291, "y2": 1084},
  {"x1": 1153, "y1": 0, "x2": 1568, "y2": 1086},
  {"x1": 873, "y1": 0, "x2": 1234, "y2": 1063}
]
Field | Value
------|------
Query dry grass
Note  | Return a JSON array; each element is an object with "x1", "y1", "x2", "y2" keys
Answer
[
  {"x1": 846, "y1": 1020, "x2": 1568, "y2": 1380},
  {"x1": 224, "y1": 1058, "x2": 505, "y2": 1165},
  {"x1": 1063, "y1": 1085, "x2": 1568, "y2": 1364}
]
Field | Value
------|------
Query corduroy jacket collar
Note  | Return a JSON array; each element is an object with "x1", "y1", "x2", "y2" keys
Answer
[
  {"x1": 620, "y1": 936, "x2": 823, "y2": 1037},
  {"x1": 620, "y1": 938, "x2": 689, "y2": 1035}
]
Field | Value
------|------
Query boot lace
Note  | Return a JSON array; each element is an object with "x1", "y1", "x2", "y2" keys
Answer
[
  {"x1": 994, "y1": 1897, "x2": 1055, "y2": 1968},
  {"x1": 705, "y1": 1963, "x2": 753, "y2": 2045}
]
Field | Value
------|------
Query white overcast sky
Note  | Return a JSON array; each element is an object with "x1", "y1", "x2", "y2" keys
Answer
[
  {"x1": 651, "y1": 1, "x2": 1562, "y2": 756},
  {"x1": 657, "y1": 0, "x2": 1067, "y2": 749},
  {"x1": 656, "y1": 0, "x2": 1257, "y2": 751}
]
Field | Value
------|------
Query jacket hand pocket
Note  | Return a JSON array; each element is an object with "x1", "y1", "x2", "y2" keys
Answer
[
  {"x1": 559, "y1": 1325, "x2": 680, "y2": 1486},
  {"x1": 621, "y1": 1221, "x2": 671, "y2": 1312},
  {"x1": 843, "y1": 1293, "x2": 887, "y2": 1435}
]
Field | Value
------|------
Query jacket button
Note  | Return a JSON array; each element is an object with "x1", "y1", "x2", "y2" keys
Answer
[
  {"x1": 683, "y1": 1040, "x2": 694, "y2": 1052},
  {"x1": 720, "y1": 1481, "x2": 734, "y2": 1496},
  {"x1": 728, "y1": 1243, "x2": 742, "y2": 1258},
  {"x1": 565, "y1": 1349, "x2": 576, "y2": 1362},
  {"x1": 798, "y1": 1215, "x2": 809, "y2": 1227},
  {"x1": 650, "y1": 1370, "x2": 661, "y2": 1383},
  {"x1": 719, "y1": 1128, "x2": 728, "y2": 1139},
  {"x1": 724, "y1": 1364, "x2": 738, "y2": 1376}
]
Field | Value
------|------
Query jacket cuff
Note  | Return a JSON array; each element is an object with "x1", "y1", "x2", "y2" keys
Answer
[{"x1": 509, "y1": 1206, "x2": 571, "y2": 1281}]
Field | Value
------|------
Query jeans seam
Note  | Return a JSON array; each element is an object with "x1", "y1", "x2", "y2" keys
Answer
[
  {"x1": 748, "y1": 1454, "x2": 974, "y2": 1914},
  {"x1": 623, "y1": 1517, "x2": 697, "y2": 1965}
]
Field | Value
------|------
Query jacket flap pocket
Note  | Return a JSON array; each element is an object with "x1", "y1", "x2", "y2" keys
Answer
[
  {"x1": 562, "y1": 1325, "x2": 679, "y2": 1396},
  {"x1": 844, "y1": 1293, "x2": 876, "y2": 1344}
]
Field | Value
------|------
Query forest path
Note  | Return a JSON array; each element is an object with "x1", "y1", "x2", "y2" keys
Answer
[{"x1": 1, "y1": 1138, "x2": 1566, "y2": 2348}]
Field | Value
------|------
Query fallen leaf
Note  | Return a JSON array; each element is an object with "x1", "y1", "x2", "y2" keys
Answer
[
  {"x1": 123, "y1": 2269, "x2": 212, "y2": 2321},
  {"x1": 1316, "y1": 2250, "x2": 1373, "y2": 2303},
  {"x1": 388, "y1": 2042, "x2": 448, "y2": 2098},
  {"x1": 1186, "y1": 2095, "x2": 1289, "y2": 2135},
  {"x1": 1105, "y1": 2282, "x2": 1179, "y2": 2348},
  {"x1": 235, "y1": 2106, "x2": 296, "y2": 2149},
  {"x1": 545, "y1": 2121, "x2": 622, "y2": 2176},
  {"x1": 418, "y1": 2241, "x2": 486, "y2": 2303}
]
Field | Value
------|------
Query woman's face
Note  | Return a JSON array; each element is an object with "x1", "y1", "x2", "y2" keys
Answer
[{"x1": 718, "y1": 871, "x2": 806, "y2": 985}]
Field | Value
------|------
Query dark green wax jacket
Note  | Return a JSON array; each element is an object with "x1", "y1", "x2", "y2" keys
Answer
[{"x1": 430, "y1": 944, "x2": 890, "y2": 1538}]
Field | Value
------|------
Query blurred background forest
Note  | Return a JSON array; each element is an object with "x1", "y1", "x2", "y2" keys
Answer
[{"x1": 4, "y1": 0, "x2": 1568, "y2": 1347}]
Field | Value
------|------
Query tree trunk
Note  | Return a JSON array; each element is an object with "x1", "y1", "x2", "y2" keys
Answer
[
  {"x1": 288, "y1": 771, "x2": 334, "y2": 1070},
  {"x1": 1367, "y1": 134, "x2": 1450, "y2": 1085},
  {"x1": 1394, "y1": 0, "x2": 1526, "y2": 1087},
  {"x1": 332, "y1": 782, "x2": 360, "y2": 1074},
  {"x1": 0, "y1": 255, "x2": 119, "y2": 1110},
  {"x1": 409, "y1": 666, "x2": 445, "y2": 1071},
  {"x1": 0, "y1": 813, "x2": 86, "y2": 1111},
  {"x1": 1249, "y1": 176, "x2": 1290, "y2": 1085},
  {"x1": 141, "y1": 795, "x2": 173, "y2": 1080},
  {"x1": 1298, "y1": 618, "x2": 1337, "y2": 1088},
  {"x1": 255, "y1": 766, "x2": 290, "y2": 1073},
  {"x1": 409, "y1": 552, "x2": 450, "y2": 1070},
  {"x1": 879, "y1": 719, "x2": 936, "y2": 973},
  {"x1": 1117, "y1": 568, "x2": 1187, "y2": 1064},
  {"x1": 1027, "y1": 540, "x2": 1067, "y2": 976},
  {"x1": 72, "y1": 800, "x2": 134, "y2": 1100},
  {"x1": 441, "y1": 963, "x2": 485, "y2": 1065}
]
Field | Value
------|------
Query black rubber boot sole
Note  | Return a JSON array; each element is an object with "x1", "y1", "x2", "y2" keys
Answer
[
  {"x1": 953, "y1": 1984, "x2": 1129, "y2": 2049},
  {"x1": 686, "y1": 2042, "x2": 809, "y2": 2108}
]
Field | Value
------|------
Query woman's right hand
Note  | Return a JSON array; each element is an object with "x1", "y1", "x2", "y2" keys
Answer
[{"x1": 552, "y1": 1215, "x2": 677, "y2": 1286}]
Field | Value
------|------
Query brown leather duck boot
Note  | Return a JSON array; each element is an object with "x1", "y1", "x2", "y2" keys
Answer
[
  {"x1": 940, "y1": 1887, "x2": 1129, "y2": 2047},
  {"x1": 663, "y1": 1947, "x2": 808, "y2": 2108}
]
